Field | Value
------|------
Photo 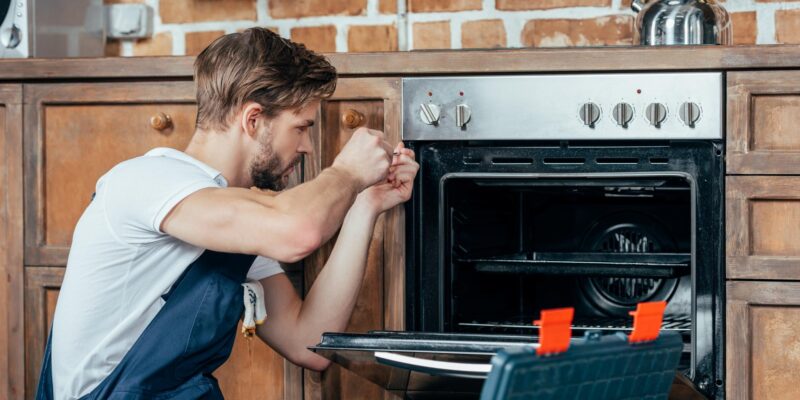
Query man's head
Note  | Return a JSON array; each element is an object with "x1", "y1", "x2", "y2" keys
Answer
[{"x1": 193, "y1": 27, "x2": 337, "y2": 190}]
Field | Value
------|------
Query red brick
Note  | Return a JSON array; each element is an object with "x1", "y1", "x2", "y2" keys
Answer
[
  {"x1": 104, "y1": 40, "x2": 121, "y2": 57},
  {"x1": 270, "y1": 0, "x2": 366, "y2": 18},
  {"x1": 379, "y1": 0, "x2": 397, "y2": 14},
  {"x1": 498, "y1": 0, "x2": 610, "y2": 10},
  {"x1": 731, "y1": 12, "x2": 757, "y2": 45},
  {"x1": 133, "y1": 32, "x2": 172, "y2": 56},
  {"x1": 521, "y1": 16, "x2": 634, "y2": 47},
  {"x1": 291, "y1": 26, "x2": 337, "y2": 53},
  {"x1": 160, "y1": 0, "x2": 256, "y2": 24},
  {"x1": 462, "y1": 19, "x2": 506, "y2": 49},
  {"x1": 408, "y1": 0, "x2": 481, "y2": 13},
  {"x1": 413, "y1": 21, "x2": 451, "y2": 50},
  {"x1": 349, "y1": 25, "x2": 398, "y2": 52},
  {"x1": 185, "y1": 30, "x2": 226, "y2": 56},
  {"x1": 776, "y1": 9, "x2": 800, "y2": 44}
]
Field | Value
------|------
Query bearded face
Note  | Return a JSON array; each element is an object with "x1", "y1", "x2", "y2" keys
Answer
[{"x1": 249, "y1": 129, "x2": 301, "y2": 191}]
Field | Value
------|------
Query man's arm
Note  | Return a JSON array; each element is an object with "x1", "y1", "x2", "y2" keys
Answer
[
  {"x1": 256, "y1": 146, "x2": 418, "y2": 370},
  {"x1": 161, "y1": 128, "x2": 392, "y2": 263},
  {"x1": 255, "y1": 200, "x2": 379, "y2": 370}
]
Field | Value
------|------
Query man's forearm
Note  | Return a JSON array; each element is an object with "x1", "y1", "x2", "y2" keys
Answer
[
  {"x1": 265, "y1": 166, "x2": 361, "y2": 243},
  {"x1": 296, "y1": 200, "x2": 379, "y2": 343}
]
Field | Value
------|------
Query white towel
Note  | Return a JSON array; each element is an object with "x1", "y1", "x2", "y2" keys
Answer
[{"x1": 241, "y1": 280, "x2": 267, "y2": 338}]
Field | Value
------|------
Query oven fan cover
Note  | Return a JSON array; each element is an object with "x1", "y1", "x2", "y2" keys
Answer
[{"x1": 580, "y1": 214, "x2": 680, "y2": 316}]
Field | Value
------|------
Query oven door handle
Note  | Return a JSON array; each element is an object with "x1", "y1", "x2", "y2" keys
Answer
[{"x1": 374, "y1": 351, "x2": 492, "y2": 379}]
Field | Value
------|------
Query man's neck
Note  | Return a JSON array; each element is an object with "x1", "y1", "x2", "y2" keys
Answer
[{"x1": 184, "y1": 128, "x2": 248, "y2": 188}]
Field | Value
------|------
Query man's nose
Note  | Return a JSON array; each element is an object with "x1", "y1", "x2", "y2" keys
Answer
[{"x1": 298, "y1": 130, "x2": 313, "y2": 154}]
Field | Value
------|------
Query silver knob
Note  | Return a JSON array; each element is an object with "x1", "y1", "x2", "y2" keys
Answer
[
  {"x1": 645, "y1": 103, "x2": 667, "y2": 128},
  {"x1": 679, "y1": 102, "x2": 701, "y2": 128},
  {"x1": 579, "y1": 103, "x2": 601, "y2": 128},
  {"x1": 455, "y1": 104, "x2": 471, "y2": 128},
  {"x1": 612, "y1": 103, "x2": 634, "y2": 128},
  {"x1": 419, "y1": 103, "x2": 441, "y2": 125}
]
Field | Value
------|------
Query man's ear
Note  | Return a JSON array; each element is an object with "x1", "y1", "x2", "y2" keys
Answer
[{"x1": 240, "y1": 102, "x2": 264, "y2": 139}]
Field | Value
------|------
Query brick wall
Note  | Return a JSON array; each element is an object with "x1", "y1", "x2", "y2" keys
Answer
[{"x1": 104, "y1": 0, "x2": 800, "y2": 56}]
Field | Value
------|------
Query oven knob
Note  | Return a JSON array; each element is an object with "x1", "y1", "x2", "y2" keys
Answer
[
  {"x1": 455, "y1": 104, "x2": 471, "y2": 128},
  {"x1": 579, "y1": 102, "x2": 601, "y2": 128},
  {"x1": 679, "y1": 102, "x2": 701, "y2": 128},
  {"x1": 419, "y1": 103, "x2": 441, "y2": 125},
  {"x1": 612, "y1": 103, "x2": 634, "y2": 128},
  {"x1": 645, "y1": 103, "x2": 667, "y2": 128}
]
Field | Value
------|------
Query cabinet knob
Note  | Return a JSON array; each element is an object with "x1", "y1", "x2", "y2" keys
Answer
[
  {"x1": 341, "y1": 109, "x2": 365, "y2": 129},
  {"x1": 150, "y1": 112, "x2": 172, "y2": 131}
]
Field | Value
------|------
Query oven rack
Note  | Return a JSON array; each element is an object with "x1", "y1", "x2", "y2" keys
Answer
[{"x1": 459, "y1": 251, "x2": 690, "y2": 278}]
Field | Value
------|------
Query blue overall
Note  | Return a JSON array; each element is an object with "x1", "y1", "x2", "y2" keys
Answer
[{"x1": 36, "y1": 250, "x2": 257, "y2": 399}]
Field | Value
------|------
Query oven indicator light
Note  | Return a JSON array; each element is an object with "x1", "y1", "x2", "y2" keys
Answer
[
  {"x1": 459, "y1": 91, "x2": 464, "y2": 96},
  {"x1": 427, "y1": 91, "x2": 432, "y2": 97},
  {"x1": 636, "y1": 89, "x2": 642, "y2": 94}
]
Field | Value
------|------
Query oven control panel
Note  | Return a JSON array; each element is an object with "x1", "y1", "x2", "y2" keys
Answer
[{"x1": 402, "y1": 73, "x2": 723, "y2": 141}]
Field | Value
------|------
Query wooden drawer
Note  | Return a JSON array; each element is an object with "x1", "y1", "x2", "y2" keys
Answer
[
  {"x1": 727, "y1": 71, "x2": 800, "y2": 174},
  {"x1": 727, "y1": 176, "x2": 800, "y2": 280},
  {"x1": 23, "y1": 82, "x2": 197, "y2": 266},
  {"x1": 727, "y1": 281, "x2": 800, "y2": 400}
]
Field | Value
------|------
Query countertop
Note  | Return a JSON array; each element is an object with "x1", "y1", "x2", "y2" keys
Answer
[{"x1": 0, "y1": 45, "x2": 799, "y2": 81}]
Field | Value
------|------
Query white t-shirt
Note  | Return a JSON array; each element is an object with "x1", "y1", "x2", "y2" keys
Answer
[{"x1": 51, "y1": 147, "x2": 283, "y2": 400}]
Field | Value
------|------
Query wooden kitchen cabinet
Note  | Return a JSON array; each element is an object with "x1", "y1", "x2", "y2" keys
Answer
[
  {"x1": 725, "y1": 71, "x2": 800, "y2": 400},
  {"x1": 726, "y1": 281, "x2": 800, "y2": 400},
  {"x1": 302, "y1": 77, "x2": 404, "y2": 400},
  {"x1": 0, "y1": 84, "x2": 25, "y2": 400},
  {"x1": 727, "y1": 71, "x2": 800, "y2": 175}
]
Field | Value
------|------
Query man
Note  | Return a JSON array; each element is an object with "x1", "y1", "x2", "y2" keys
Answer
[{"x1": 38, "y1": 27, "x2": 419, "y2": 399}]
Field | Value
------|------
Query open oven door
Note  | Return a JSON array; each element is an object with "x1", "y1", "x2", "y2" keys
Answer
[{"x1": 310, "y1": 331, "x2": 541, "y2": 399}]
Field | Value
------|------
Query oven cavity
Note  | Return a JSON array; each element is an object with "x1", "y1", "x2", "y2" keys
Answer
[{"x1": 443, "y1": 176, "x2": 693, "y2": 369}]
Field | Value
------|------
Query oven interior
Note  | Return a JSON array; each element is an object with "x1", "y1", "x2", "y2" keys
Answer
[{"x1": 443, "y1": 175, "x2": 693, "y2": 370}]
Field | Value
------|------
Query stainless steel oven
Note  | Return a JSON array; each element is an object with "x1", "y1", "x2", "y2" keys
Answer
[{"x1": 313, "y1": 73, "x2": 725, "y2": 399}]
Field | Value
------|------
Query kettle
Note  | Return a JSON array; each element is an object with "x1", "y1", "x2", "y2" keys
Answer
[{"x1": 631, "y1": 0, "x2": 732, "y2": 45}]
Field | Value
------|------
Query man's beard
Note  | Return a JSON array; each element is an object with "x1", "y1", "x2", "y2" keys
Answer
[{"x1": 250, "y1": 135, "x2": 299, "y2": 191}]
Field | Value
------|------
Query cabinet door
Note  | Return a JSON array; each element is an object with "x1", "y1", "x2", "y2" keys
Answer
[
  {"x1": 727, "y1": 71, "x2": 800, "y2": 174},
  {"x1": 0, "y1": 85, "x2": 24, "y2": 400},
  {"x1": 727, "y1": 281, "x2": 800, "y2": 400},
  {"x1": 727, "y1": 176, "x2": 800, "y2": 280},
  {"x1": 23, "y1": 82, "x2": 198, "y2": 266},
  {"x1": 24, "y1": 267, "x2": 62, "y2": 399},
  {"x1": 303, "y1": 78, "x2": 404, "y2": 400}
]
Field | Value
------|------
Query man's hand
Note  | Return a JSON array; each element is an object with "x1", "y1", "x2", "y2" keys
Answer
[
  {"x1": 331, "y1": 127, "x2": 394, "y2": 192},
  {"x1": 354, "y1": 142, "x2": 419, "y2": 215}
]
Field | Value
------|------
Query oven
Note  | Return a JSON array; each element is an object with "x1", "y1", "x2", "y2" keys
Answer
[{"x1": 312, "y1": 73, "x2": 725, "y2": 399}]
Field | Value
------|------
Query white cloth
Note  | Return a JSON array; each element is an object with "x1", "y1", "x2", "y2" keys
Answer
[
  {"x1": 51, "y1": 147, "x2": 283, "y2": 400},
  {"x1": 242, "y1": 280, "x2": 268, "y2": 337}
]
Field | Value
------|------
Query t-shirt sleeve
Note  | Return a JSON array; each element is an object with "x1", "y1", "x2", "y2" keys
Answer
[
  {"x1": 248, "y1": 256, "x2": 284, "y2": 281},
  {"x1": 101, "y1": 156, "x2": 220, "y2": 245}
]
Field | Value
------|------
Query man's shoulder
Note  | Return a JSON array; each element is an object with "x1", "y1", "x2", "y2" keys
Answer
[{"x1": 107, "y1": 151, "x2": 216, "y2": 185}]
